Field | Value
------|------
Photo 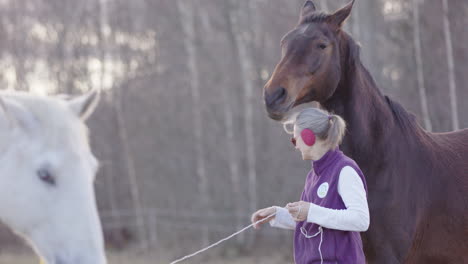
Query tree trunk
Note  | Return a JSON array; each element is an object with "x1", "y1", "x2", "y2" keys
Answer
[
  {"x1": 106, "y1": 0, "x2": 148, "y2": 248},
  {"x1": 321, "y1": 0, "x2": 330, "y2": 12},
  {"x1": 222, "y1": 0, "x2": 245, "y2": 243},
  {"x1": 244, "y1": 1, "x2": 258, "y2": 244},
  {"x1": 97, "y1": 0, "x2": 126, "y2": 248},
  {"x1": 177, "y1": 0, "x2": 210, "y2": 246},
  {"x1": 441, "y1": 0, "x2": 459, "y2": 130},
  {"x1": 412, "y1": 0, "x2": 432, "y2": 131},
  {"x1": 112, "y1": 82, "x2": 148, "y2": 250}
]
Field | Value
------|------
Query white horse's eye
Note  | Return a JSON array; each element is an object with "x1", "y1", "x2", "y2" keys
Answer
[{"x1": 37, "y1": 169, "x2": 56, "y2": 186}]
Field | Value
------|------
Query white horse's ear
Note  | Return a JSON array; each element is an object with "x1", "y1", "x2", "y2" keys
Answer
[
  {"x1": 0, "y1": 97, "x2": 37, "y2": 132},
  {"x1": 68, "y1": 89, "x2": 100, "y2": 121}
]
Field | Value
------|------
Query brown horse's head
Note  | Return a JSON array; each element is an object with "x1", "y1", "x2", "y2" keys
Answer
[{"x1": 263, "y1": 0, "x2": 354, "y2": 120}]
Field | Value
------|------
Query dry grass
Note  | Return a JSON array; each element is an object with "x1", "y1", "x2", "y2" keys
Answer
[{"x1": 0, "y1": 251, "x2": 292, "y2": 264}]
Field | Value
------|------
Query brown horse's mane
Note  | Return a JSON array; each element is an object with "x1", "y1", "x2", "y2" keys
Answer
[
  {"x1": 300, "y1": 12, "x2": 329, "y2": 24},
  {"x1": 335, "y1": 29, "x2": 467, "y2": 176},
  {"x1": 385, "y1": 96, "x2": 417, "y2": 132},
  {"x1": 384, "y1": 96, "x2": 444, "y2": 165},
  {"x1": 337, "y1": 30, "x2": 424, "y2": 137}
]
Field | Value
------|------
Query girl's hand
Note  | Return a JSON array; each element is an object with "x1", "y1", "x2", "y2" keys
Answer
[
  {"x1": 286, "y1": 201, "x2": 310, "y2": 222},
  {"x1": 251, "y1": 206, "x2": 276, "y2": 229}
]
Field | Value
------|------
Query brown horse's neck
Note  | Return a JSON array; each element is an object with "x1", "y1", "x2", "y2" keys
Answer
[{"x1": 323, "y1": 32, "x2": 427, "y2": 166}]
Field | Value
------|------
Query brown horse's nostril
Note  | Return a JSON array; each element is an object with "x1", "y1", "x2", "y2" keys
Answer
[{"x1": 265, "y1": 87, "x2": 287, "y2": 108}]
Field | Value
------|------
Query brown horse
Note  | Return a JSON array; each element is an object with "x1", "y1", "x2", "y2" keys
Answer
[{"x1": 263, "y1": 1, "x2": 468, "y2": 263}]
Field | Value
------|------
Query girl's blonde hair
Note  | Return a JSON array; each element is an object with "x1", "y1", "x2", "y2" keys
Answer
[{"x1": 283, "y1": 108, "x2": 346, "y2": 148}]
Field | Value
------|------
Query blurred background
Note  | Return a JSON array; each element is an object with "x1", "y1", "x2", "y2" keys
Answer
[{"x1": 0, "y1": 0, "x2": 466, "y2": 263}]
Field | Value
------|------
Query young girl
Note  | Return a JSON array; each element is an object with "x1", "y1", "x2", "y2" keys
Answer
[{"x1": 251, "y1": 108, "x2": 369, "y2": 264}]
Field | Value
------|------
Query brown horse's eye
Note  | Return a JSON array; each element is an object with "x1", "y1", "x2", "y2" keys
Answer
[
  {"x1": 37, "y1": 168, "x2": 56, "y2": 186},
  {"x1": 318, "y1": 43, "x2": 327, "y2": 50}
]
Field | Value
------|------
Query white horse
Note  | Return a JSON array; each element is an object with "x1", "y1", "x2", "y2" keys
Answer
[{"x1": 0, "y1": 90, "x2": 106, "y2": 264}]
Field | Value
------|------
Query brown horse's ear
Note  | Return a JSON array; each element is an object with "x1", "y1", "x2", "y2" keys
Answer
[
  {"x1": 300, "y1": 1, "x2": 316, "y2": 19},
  {"x1": 328, "y1": 0, "x2": 355, "y2": 28}
]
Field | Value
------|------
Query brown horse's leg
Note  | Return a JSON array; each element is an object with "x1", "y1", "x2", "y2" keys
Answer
[
  {"x1": 362, "y1": 225, "x2": 404, "y2": 263},
  {"x1": 363, "y1": 202, "x2": 415, "y2": 264}
]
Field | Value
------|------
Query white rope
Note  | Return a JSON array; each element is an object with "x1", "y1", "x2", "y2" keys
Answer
[
  {"x1": 300, "y1": 225, "x2": 324, "y2": 264},
  {"x1": 169, "y1": 212, "x2": 277, "y2": 264},
  {"x1": 296, "y1": 205, "x2": 302, "y2": 218}
]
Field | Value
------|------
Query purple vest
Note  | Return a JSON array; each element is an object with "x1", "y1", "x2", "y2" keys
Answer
[{"x1": 293, "y1": 149, "x2": 367, "y2": 264}]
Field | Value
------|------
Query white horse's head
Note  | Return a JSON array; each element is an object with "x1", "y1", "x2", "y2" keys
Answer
[{"x1": 0, "y1": 90, "x2": 106, "y2": 264}]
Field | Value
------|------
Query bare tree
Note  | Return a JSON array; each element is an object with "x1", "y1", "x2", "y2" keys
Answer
[
  {"x1": 350, "y1": 0, "x2": 361, "y2": 40},
  {"x1": 96, "y1": 0, "x2": 127, "y2": 248},
  {"x1": 10, "y1": 0, "x2": 27, "y2": 91},
  {"x1": 441, "y1": 0, "x2": 459, "y2": 130},
  {"x1": 177, "y1": 0, "x2": 210, "y2": 246},
  {"x1": 113, "y1": 79, "x2": 149, "y2": 250},
  {"x1": 412, "y1": 0, "x2": 432, "y2": 131},
  {"x1": 221, "y1": 0, "x2": 245, "y2": 242},
  {"x1": 229, "y1": 0, "x2": 258, "y2": 243},
  {"x1": 103, "y1": 0, "x2": 148, "y2": 249},
  {"x1": 321, "y1": 0, "x2": 330, "y2": 12}
]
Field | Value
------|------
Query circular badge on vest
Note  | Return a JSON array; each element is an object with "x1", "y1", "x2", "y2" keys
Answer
[{"x1": 317, "y1": 182, "x2": 329, "y2": 198}]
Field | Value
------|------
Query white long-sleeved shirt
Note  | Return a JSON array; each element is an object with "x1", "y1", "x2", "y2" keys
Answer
[{"x1": 269, "y1": 166, "x2": 369, "y2": 232}]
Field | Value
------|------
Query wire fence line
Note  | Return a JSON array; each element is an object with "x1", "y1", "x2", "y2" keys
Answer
[
  {"x1": 100, "y1": 208, "x2": 289, "y2": 251},
  {"x1": 100, "y1": 208, "x2": 252, "y2": 219}
]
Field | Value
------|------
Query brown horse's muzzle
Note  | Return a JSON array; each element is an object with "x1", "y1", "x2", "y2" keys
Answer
[{"x1": 263, "y1": 86, "x2": 291, "y2": 120}]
